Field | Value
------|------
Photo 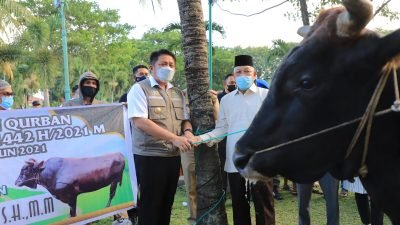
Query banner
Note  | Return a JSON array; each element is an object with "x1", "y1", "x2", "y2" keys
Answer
[{"x1": 0, "y1": 104, "x2": 137, "y2": 225}]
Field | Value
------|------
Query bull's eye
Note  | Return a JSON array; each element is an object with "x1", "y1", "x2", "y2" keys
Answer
[{"x1": 300, "y1": 78, "x2": 314, "y2": 90}]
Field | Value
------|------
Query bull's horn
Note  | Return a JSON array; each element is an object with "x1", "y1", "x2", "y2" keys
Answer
[
  {"x1": 297, "y1": 26, "x2": 311, "y2": 37},
  {"x1": 25, "y1": 158, "x2": 36, "y2": 165},
  {"x1": 336, "y1": 0, "x2": 373, "y2": 37}
]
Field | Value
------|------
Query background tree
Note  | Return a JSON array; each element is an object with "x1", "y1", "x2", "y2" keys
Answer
[
  {"x1": 15, "y1": 19, "x2": 59, "y2": 106},
  {"x1": 262, "y1": 39, "x2": 296, "y2": 80},
  {"x1": 288, "y1": 0, "x2": 399, "y2": 25},
  {"x1": 18, "y1": 0, "x2": 135, "y2": 105},
  {"x1": 0, "y1": 0, "x2": 34, "y2": 43},
  {"x1": 0, "y1": 44, "x2": 20, "y2": 80},
  {"x1": 163, "y1": 21, "x2": 226, "y2": 36}
]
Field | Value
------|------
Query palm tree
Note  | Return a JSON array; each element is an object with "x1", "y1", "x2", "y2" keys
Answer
[
  {"x1": 177, "y1": 0, "x2": 228, "y2": 224},
  {"x1": 17, "y1": 19, "x2": 59, "y2": 106},
  {"x1": 104, "y1": 64, "x2": 120, "y2": 102},
  {"x1": 22, "y1": 73, "x2": 40, "y2": 107},
  {"x1": 32, "y1": 48, "x2": 57, "y2": 107},
  {"x1": 163, "y1": 21, "x2": 226, "y2": 37},
  {"x1": 0, "y1": 0, "x2": 32, "y2": 17},
  {"x1": 0, "y1": 44, "x2": 21, "y2": 80},
  {"x1": 0, "y1": 0, "x2": 34, "y2": 43}
]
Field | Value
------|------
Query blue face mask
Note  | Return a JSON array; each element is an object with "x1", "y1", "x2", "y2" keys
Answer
[
  {"x1": 235, "y1": 75, "x2": 254, "y2": 91},
  {"x1": 0, "y1": 96, "x2": 14, "y2": 110}
]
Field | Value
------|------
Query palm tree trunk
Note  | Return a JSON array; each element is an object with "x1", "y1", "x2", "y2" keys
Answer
[
  {"x1": 177, "y1": 0, "x2": 228, "y2": 224},
  {"x1": 24, "y1": 89, "x2": 28, "y2": 108},
  {"x1": 43, "y1": 89, "x2": 50, "y2": 106},
  {"x1": 43, "y1": 69, "x2": 50, "y2": 107}
]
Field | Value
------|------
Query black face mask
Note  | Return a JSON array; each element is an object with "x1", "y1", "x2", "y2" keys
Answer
[
  {"x1": 227, "y1": 84, "x2": 236, "y2": 92},
  {"x1": 135, "y1": 76, "x2": 147, "y2": 83},
  {"x1": 81, "y1": 86, "x2": 97, "y2": 98}
]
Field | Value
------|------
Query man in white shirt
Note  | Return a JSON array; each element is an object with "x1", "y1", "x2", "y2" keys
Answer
[
  {"x1": 194, "y1": 55, "x2": 275, "y2": 225},
  {"x1": 127, "y1": 49, "x2": 193, "y2": 225}
]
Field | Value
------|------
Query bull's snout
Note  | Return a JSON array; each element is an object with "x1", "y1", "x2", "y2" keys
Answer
[
  {"x1": 233, "y1": 146, "x2": 253, "y2": 173},
  {"x1": 15, "y1": 178, "x2": 23, "y2": 187}
]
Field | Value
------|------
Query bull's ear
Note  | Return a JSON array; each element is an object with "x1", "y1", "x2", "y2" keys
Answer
[
  {"x1": 376, "y1": 29, "x2": 400, "y2": 66},
  {"x1": 297, "y1": 26, "x2": 311, "y2": 38},
  {"x1": 25, "y1": 159, "x2": 36, "y2": 165},
  {"x1": 37, "y1": 161, "x2": 45, "y2": 171}
]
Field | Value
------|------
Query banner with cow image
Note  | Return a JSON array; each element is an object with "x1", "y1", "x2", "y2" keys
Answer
[{"x1": 0, "y1": 104, "x2": 137, "y2": 225}]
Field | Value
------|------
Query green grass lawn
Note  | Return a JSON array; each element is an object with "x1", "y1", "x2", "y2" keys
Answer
[{"x1": 94, "y1": 184, "x2": 391, "y2": 225}]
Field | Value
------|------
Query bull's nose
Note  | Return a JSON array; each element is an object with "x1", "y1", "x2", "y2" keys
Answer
[{"x1": 233, "y1": 147, "x2": 253, "y2": 172}]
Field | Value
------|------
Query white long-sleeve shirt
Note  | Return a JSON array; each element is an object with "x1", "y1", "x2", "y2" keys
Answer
[{"x1": 200, "y1": 84, "x2": 268, "y2": 173}]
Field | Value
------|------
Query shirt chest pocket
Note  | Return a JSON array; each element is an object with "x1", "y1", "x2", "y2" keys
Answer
[
  {"x1": 172, "y1": 99, "x2": 185, "y2": 120},
  {"x1": 148, "y1": 98, "x2": 167, "y2": 120}
]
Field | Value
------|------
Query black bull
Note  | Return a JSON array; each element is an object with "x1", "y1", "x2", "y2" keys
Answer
[
  {"x1": 233, "y1": 0, "x2": 400, "y2": 224},
  {"x1": 15, "y1": 152, "x2": 125, "y2": 217}
]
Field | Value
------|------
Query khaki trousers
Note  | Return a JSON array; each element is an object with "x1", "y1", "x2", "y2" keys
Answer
[{"x1": 181, "y1": 149, "x2": 197, "y2": 222}]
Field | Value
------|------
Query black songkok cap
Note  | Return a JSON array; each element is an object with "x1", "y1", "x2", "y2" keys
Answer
[{"x1": 234, "y1": 55, "x2": 253, "y2": 67}]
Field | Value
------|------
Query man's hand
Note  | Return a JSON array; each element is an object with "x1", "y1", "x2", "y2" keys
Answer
[
  {"x1": 184, "y1": 130, "x2": 195, "y2": 140},
  {"x1": 209, "y1": 89, "x2": 218, "y2": 96},
  {"x1": 192, "y1": 136, "x2": 202, "y2": 146},
  {"x1": 171, "y1": 136, "x2": 192, "y2": 153}
]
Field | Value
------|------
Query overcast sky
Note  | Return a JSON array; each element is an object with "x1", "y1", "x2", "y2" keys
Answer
[{"x1": 95, "y1": 0, "x2": 400, "y2": 48}]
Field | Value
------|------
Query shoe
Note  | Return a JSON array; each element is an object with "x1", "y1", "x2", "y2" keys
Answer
[
  {"x1": 274, "y1": 192, "x2": 284, "y2": 200},
  {"x1": 340, "y1": 190, "x2": 348, "y2": 197},
  {"x1": 312, "y1": 183, "x2": 323, "y2": 195},
  {"x1": 282, "y1": 184, "x2": 290, "y2": 191},
  {"x1": 312, "y1": 187, "x2": 324, "y2": 195}
]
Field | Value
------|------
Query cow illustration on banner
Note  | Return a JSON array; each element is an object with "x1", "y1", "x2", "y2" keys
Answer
[{"x1": 0, "y1": 104, "x2": 137, "y2": 225}]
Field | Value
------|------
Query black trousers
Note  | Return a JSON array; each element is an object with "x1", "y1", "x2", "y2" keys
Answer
[
  {"x1": 134, "y1": 154, "x2": 181, "y2": 225},
  {"x1": 355, "y1": 193, "x2": 384, "y2": 225},
  {"x1": 217, "y1": 138, "x2": 228, "y2": 191},
  {"x1": 228, "y1": 173, "x2": 275, "y2": 225}
]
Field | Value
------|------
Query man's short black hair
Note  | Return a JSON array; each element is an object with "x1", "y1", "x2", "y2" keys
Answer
[
  {"x1": 132, "y1": 65, "x2": 148, "y2": 74},
  {"x1": 150, "y1": 49, "x2": 176, "y2": 65},
  {"x1": 224, "y1": 73, "x2": 233, "y2": 81},
  {"x1": 72, "y1": 84, "x2": 79, "y2": 92}
]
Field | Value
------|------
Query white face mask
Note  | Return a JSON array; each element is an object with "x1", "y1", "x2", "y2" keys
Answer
[{"x1": 157, "y1": 66, "x2": 175, "y2": 82}]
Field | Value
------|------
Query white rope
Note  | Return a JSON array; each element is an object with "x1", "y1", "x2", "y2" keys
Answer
[{"x1": 391, "y1": 68, "x2": 400, "y2": 112}]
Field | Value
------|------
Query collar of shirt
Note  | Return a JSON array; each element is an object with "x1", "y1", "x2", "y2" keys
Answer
[
  {"x1": 149, "y1": 75, "x2": 174, "y2": 91},
  {"x1": 233, "y1": 83, "x2": 257, "y2": 95}
]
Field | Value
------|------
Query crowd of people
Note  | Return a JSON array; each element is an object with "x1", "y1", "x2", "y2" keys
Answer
[{"x1": 0, "y1": 48, "x2": 383, "y2": 225}]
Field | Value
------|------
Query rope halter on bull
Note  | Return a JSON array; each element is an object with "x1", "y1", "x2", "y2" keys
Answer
[
  {"x1": 346, "y1": 61, "x2": 399, "y2": 177},
  {"x1": 22, "y1": 172, "x2": 41, "y2": 189},
  {"x1": 254, "y1": 61, "x2": 400, "y2": 178}
]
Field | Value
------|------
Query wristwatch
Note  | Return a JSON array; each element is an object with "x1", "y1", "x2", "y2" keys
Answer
[{"x1": 184, "y1": 128, "x2": 193, "y2": 134}]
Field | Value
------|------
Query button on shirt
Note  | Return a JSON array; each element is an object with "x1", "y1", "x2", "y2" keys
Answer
[{"x1": 200, "y1": 84, "x2": 268, "y2": 173}]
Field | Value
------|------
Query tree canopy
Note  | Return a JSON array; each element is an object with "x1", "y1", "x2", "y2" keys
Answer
[{"x1": 1, "y1": 0, "x2": 398, "y2": 107}]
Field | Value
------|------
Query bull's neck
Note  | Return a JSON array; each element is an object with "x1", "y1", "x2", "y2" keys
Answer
[{"x1": 37, "y1": 173, "x2": 51, "y2": 189}]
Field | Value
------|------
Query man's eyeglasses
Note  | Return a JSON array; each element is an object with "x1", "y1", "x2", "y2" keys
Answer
[{"x1": 0, "y1": 92, "x2": 13, "y2": 97}]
